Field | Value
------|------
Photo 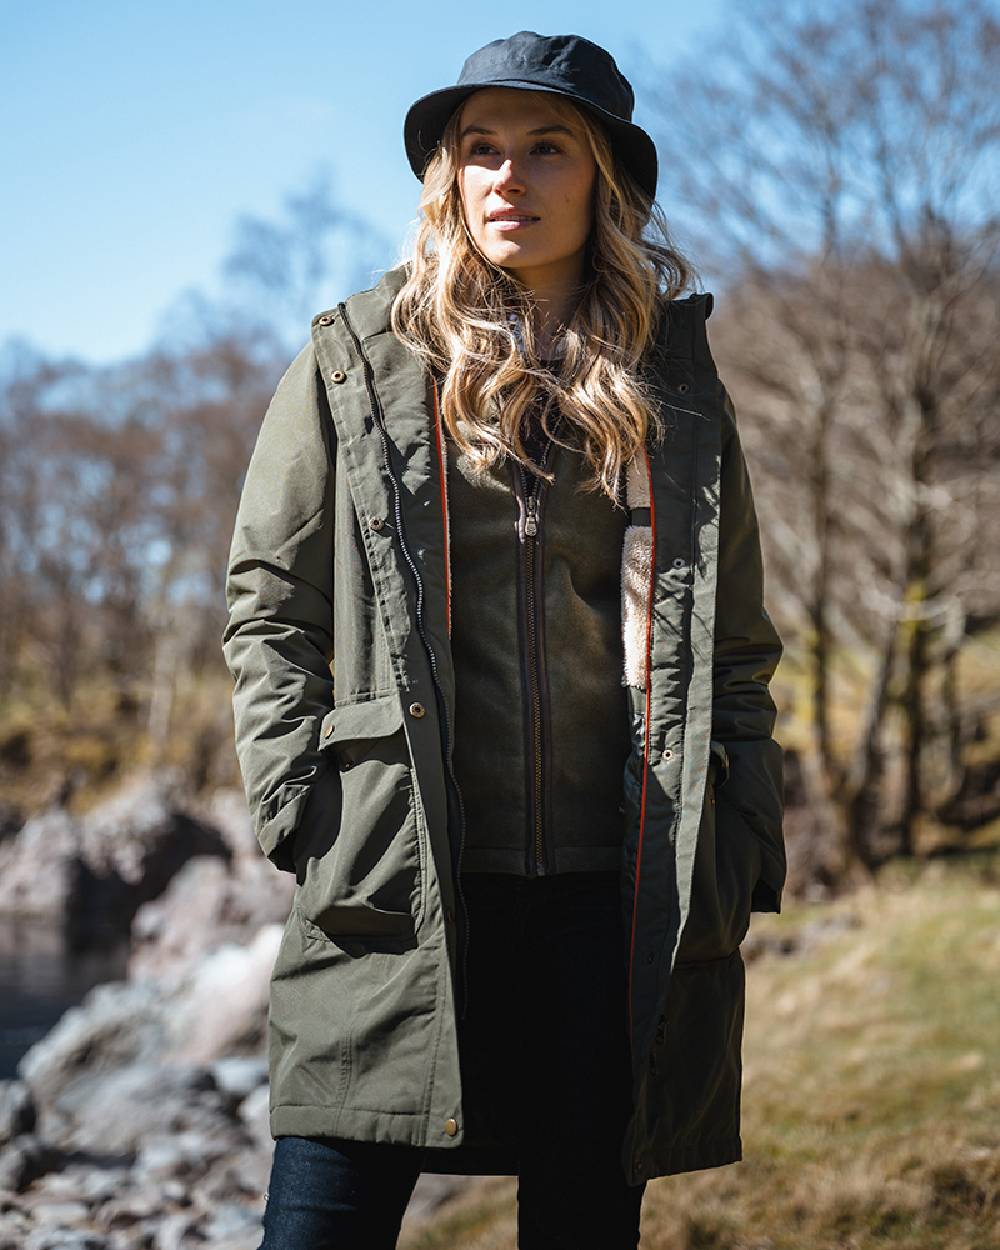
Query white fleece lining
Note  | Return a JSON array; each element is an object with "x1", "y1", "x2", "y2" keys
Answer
[{"x1": 621, "y1": 452, "x2": 651, "y2": 689}]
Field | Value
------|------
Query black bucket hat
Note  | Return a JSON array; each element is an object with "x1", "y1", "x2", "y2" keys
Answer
[{"x1": 403, "y1": 30, "x2": 659, "y2": 201}]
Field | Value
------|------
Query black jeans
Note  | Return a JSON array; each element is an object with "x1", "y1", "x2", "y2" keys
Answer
[{"x1": 257, "y1": 869, "x2": 645, "y2": 1249}]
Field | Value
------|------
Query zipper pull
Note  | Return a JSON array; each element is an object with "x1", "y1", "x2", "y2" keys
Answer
[{"x1": 524, "y1": 498, "x2": 538, "y2": 537}]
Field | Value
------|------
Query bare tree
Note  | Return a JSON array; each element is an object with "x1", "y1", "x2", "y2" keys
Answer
[
  {"x1": 638, "y1": 0, "x2": 1000, "y2": 880},
  {"x1": 220, "y1": 166, "x2": 391, "y2": 355}
]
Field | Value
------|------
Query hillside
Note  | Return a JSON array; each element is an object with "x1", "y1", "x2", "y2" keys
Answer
[{"x1": 401, "y1": 852, "x2": 1000, "y2": 1250}]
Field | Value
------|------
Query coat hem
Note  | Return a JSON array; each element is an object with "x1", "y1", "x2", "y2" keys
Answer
[
  {"x1": 270, "y1": 1104, "x2": 520, "y2": 1173},
  {"x1": 272, "y1": 1103, "x2": 434, "y2": 1146},
  {"x1": 636, "y1": 1131, "x2": 743, "y2": 1182}
]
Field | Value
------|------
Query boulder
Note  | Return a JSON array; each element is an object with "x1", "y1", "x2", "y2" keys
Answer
[
  {"x1": 0, "y1": 771, "x2": 231, "y2": 951},
  {"x1": 128, "y1": 853, "x2": 292, "y2": 985}
]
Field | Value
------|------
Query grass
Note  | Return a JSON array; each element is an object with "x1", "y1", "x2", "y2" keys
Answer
[{"x1": 401, "y1": 852, "x2": 1000, "y2": 1249}]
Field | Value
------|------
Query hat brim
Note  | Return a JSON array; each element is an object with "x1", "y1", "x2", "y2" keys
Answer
[{"x1": 403, "y1": 79, "x2": 658, "y2": 201}]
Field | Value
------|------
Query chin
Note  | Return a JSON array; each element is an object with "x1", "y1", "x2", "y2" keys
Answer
[{"x1": 487, "y1": 247, "x2": 556, "y2": 276}]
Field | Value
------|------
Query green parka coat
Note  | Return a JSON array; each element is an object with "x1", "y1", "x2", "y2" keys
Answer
[{"x1": 222, "y1": 261, "x2": 786, "y2": 1186}]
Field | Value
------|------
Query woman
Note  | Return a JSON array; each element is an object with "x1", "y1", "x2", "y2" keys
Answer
[{"x1": 223, "y1": 29, "x2": 787, "y2": 1250}]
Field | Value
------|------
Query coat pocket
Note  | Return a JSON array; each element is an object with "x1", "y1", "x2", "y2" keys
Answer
[
  {"x1": 294, "y1": 692, "x2": 424, "y2": 940},
  {"x1": 676, "y1": 760, "x2": 762, "y2": 964}
]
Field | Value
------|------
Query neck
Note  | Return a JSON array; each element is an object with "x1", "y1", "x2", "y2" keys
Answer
[{"x1": 509, "y1": 255, "x2": 587, "y2": 357}]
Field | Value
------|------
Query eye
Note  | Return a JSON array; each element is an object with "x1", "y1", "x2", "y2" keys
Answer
[{"x1": 466, "y1": 141, "x2": 564, "y2": 156}]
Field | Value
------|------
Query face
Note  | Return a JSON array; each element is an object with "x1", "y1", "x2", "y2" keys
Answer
[{"x1": 456, "y1": 87, "x2": 597, "y2": 293}]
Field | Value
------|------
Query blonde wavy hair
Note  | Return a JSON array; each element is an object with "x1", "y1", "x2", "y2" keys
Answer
[{"x1": 389, "y1": 90, "x2": 695, "y2": 503}]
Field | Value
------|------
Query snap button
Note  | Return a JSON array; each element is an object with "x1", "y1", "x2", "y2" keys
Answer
[
  {"x1": 368, "y1": 516, "x2": 385, "y2": 531},
  {"x1": 331, "y1": 369, "x2": 347, "y2": 384},
  {"x1": 672, "y1": 557, "x2": 685, "y2": 568},
  {"x1": 444, "y1": 1118, "x2": 458, "y2": 1137},
  {"x1": 676, "y1": 381, "x2": 690, "y2": 394},
  {"x1": 316, "y1": 314, "x2": 334, "y2": 327},
  {"x1": 663, "y1": 748, "x2": 673, "y2": 759},
  {"x1": 409, "y1": 702, "x2": 426, "y2": 718}
]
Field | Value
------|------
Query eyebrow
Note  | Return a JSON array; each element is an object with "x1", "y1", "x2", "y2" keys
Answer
[{"x1": 459, "y1": 123, "x2": 577, "y2": 141}]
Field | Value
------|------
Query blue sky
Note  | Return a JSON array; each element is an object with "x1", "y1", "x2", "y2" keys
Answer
[{"x1": 3, "y1": 1, "x2": 726, "y2": 364}]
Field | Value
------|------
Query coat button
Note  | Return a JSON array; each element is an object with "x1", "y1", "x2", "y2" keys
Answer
[
  {"x1": 444, "y1": 1118, "x2": 458, "y2": 1136},
  {"x1": 368, "y1": 515, "x2": 385, "y2": 531},
  {"x1": 316, "y1": 314, "x2": 334, "y2": 326},
  {"x1": 409, "y1": 702, "x2": 426, "y2": 718},
  {"x1": 331, "y1": 369, "x2": 347, "y2": 384}
]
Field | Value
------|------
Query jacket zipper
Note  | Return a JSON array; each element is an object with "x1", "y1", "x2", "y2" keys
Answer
[
  {"x1": 337, "y1": 305, "x2": 471, "y2": 1021},
  {"x1": 511, "y1": 431, "x2": 558, "y2": 877}
]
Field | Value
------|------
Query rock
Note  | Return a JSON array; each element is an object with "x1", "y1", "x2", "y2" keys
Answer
[
  {"x1": 18, "y1": 980, "x2": 166, "y2": 1109},
  {"x1": 0, "y1": 798, "x2": 23, "y2": 843},
  {"x1": 0, "y1": 1133, "x2": 58, "y2": 1192},
  {"x1": 210, "y1": 1057, "x2": 268, "y2": 1105},
  {"x1": 195, "y1": 1156, "x2": 264, "y2": 1207},
  {"x1": 24, "y1": 1233, "x2": 109, "y2": 1250},
  {"x1": 42, "y1": 1063, "x2": 239, "y2": 1157},
  {"x1": 199, "y1": 1200, "x2": 261, "y2": 1243},
  {"x1": 68, "y1": 771, "x2": 231, "y2": 949},
  {"x1": 0, "y1": 772, "x2": 232, "y2": 951},
  {"x1": 135, "y1": 1130, "x2": 236, "y2": 1182},
  {"x1": 0, "y1": 809, "x2": 80, "y2": 916},
  {"x1": 0, "y1": 1206, "x2": 30, "y2": 1250},
  {"x1": 161, "y1": 926, "x2": 282, "y2": 1063},
  {"x1": 25, "y1": 1199, "x2": 90, "y2": 1225},
  {"x1": 152, "y1": 1212, "x2": 209, "y2": 1249},
  {"x1": 18, "y1": 927, "x2": 277, "y2": 1152},
  {"x1": 33, "y1": 1165, "x2": 133, "y2": 1204},
  {"x1": 19, "y1": 924, "x2": 277, "y2": 1115},
  {"x1": 195, "y1": 789, "x2": 258, "y2": 862},
  {"x1": 96, "y1": 1191, "x2": 171, "y2": 1231},
  {"x1": 238, "y1": 1084, "x2": 271, "y2": 1150},
  {"x1": 0, "y1": 1081, "x2": 36, "y2": 1144},
  {"x1": 129, "y1": 856, "x2": 292, "y2": 986}
]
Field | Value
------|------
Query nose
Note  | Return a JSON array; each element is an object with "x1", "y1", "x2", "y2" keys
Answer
[{"x1": 492, "y1": 158, "x2": 525, "y2": 193}]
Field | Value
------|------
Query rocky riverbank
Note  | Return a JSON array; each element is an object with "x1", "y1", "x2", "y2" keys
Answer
[{"x1": 0, "y1": 771, "x2": 477, "y2": 1248}]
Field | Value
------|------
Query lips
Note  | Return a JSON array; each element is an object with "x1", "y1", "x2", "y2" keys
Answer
[{"x1": 487, "y1": 211, "x2": 540, "y2": 222}]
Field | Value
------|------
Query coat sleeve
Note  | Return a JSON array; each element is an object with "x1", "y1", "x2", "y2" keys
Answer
[
  {"x1": 712, "y1": 384, "x2": 787, "y2": 912},
  {"x1": 221, "y1": 339, "x2": 339, "y2": 873}
]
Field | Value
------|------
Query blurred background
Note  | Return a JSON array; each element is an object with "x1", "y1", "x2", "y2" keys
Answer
[{"x1": 1, "y1": 1, "x2": 998, "y2": 1247}]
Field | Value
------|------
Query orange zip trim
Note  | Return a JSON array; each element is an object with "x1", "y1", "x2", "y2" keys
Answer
[{"x1": 627, "y1": 447, "x2": 656, "y2": 1052}]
